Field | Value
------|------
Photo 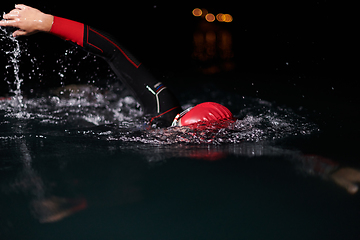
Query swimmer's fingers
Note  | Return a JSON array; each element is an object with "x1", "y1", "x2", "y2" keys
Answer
[
  {"x1": 0, "y1": 20, "x2": 25, "y2": 38},
  {"x1": 1, "y1": 9, "x2": 20, "y2": 27},
  {"x1": 14, "y1": 4, "x2": 28, "y2": 11},
  {"x1": 0, "y1": 18, "x2": 37, "y2": 37},
  {"x1": 1, "y1": 7, "x2": 28, "y2": 34},
  {"x1": 331, "y1": 167, "x2": 360, "y2": 194},
  {"x1": 2, "y1": 12, "x2": 19, "y2": 20},
  {"x1": 0, "y1": 19, "x2": 21, "y2": 29},
  {"x1": 0, "y1": 4, "x2": 53, "y2": 37},
  {"x1": 0, "y1": 19, "x2": 16, "y2": 27},
  {"x1": 332, "y1": 176, "x2": 358, "y2": 194},
  {"x1": 2, "y1": 8, "x2": 21, "y2": 19},
  {"x1": 2, "y1": 4, "x2": 26, "y2": 21},
  {"x1": 13, "y1": 29, "x2": 31, "y2": 37}
]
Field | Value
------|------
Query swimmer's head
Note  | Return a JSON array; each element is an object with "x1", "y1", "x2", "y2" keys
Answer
[{"x1": 171, "y1": 102, "x2": 233, "y2": 127}]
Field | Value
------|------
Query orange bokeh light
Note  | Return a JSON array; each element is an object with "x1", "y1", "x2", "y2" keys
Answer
[
  {"x1": 216, "y1": 13, "x2": 225, "y2": 22},
  {"x1": 192, "y1": 8, "x2": 202, "y2": 17},
  {"x1": 192, "y1": 8, "x2": 233, "y2": 23},
  {"x1": 224, "y1": 14, "x2": 233, "y2": 23},
  {"x1": 205, "y1": 13, "x2": 215, "y2": 22}
]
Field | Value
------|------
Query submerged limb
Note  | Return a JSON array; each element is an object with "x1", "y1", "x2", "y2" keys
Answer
[
  {"x1": 330, "y1": 168, "x2": 360, "y2": 194},
  {"x1": 31, "y1": 196, "x2": 87, "y2": 223},
  {"x1": 300, "y1": 155, "x2": 360, "y2": 194}
]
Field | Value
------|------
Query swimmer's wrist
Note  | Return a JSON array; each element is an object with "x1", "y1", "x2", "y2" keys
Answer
[{"x1": 39, "y1": 13, "x2": 54, "y2": 33}]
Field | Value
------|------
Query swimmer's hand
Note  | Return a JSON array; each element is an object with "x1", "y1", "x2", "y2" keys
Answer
[
  {"x1": 330, "y1": 167, "x2": 360, "y2": 194},
  {"x1": 0, "y1": 4, "x2": 53, "y2": 37}
]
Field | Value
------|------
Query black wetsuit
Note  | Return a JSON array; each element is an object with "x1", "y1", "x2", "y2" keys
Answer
[{"x1": 50, "y1": 16, "x2": 181, "y2": 127}]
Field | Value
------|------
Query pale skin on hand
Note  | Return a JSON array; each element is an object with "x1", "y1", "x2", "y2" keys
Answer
[{"x1": 0, "y1": 4, "x2": 53, "y2": 37}]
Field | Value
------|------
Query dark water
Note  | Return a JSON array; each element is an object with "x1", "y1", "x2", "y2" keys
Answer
[
  {"x1": 1, "y1": 15, "x2": 360, "y2": 240},
  {"x1": 1, "y1": 83, "x2": 359, "y2": 240}
]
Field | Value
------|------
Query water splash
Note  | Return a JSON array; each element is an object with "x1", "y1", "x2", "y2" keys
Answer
[{"x1": 0, "y1": 26, "x2": 26, "y2": 109}]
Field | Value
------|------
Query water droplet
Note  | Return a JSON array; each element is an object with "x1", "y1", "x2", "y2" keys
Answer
[{"x1": 0, "y1": 27, "x2": 26, "y2": 109}]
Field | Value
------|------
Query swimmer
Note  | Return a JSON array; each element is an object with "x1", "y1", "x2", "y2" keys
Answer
[
  {"x1": 1, "y1": 5, "x2": 360, "y2": 195},
  {"x1": 0, "y1": 4, "x2": 234, "y2": 128}
]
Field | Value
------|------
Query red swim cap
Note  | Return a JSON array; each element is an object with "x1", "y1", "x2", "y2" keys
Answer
[{"x1": 180, "y1": 102, "x2": 233, "y2": 126}]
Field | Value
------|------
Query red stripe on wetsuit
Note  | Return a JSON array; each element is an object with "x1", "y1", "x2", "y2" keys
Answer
[
  {"x1": 86, "y1": 26, "x2": 141, "y2": 68},
  {"x1": 49, "y1": 16, "x2": 140, "y2": 68},
  {"x1": 49, "y1": 16, "x2": 181, "y2": 126}
]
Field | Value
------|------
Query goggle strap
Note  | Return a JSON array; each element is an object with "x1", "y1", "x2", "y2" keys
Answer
[{"x1": 171, "y1": 107, "x2": 193, "y2": 127}]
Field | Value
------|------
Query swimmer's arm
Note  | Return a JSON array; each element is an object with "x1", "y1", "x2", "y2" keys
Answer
[
  {"x1": 330, "y1": 167, "x2": 360, "y2": 195},
  {"x1": 1, "y1": 5, "x2": 84, "y2": 51},
  {"x1": 302, "y1": 155, "x2": 360, "y2": 194},
  {"x1": 0, "y1": 4, "x2": 53, "y2": 37}
]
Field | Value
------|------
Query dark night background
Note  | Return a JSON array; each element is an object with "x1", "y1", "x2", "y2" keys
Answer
[
  {"x1": 0, "y1": 1, "x2": 357, "y2": 139},
  {"x1": 1, "y1": 3, "x2": 360, "y2": 239}
]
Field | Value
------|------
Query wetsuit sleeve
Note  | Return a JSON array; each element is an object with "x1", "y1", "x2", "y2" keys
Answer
[
  {"x1": 49, "y1": 16, "x2": 181, "y2": 127},
  {"x1": 299, "y1": 155, "x2": 339, "y2": 178},
  {"x1": 49, "y1": 16, "x2": 84, "y2": 47}
]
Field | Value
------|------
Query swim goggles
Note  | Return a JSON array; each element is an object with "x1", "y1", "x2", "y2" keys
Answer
[{"x1": 171, "y1": 107, "x2": 193, "y2": 127}]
